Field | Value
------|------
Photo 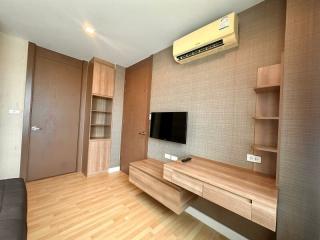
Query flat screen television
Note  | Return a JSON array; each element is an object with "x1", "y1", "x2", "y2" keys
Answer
[{"x1": 150, "y1": 112, "x2": 187, "y2": 144}]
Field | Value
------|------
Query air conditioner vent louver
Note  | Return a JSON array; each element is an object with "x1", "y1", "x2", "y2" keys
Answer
[
  {"x1": 173, "y1": 12, "x2": 239, "y2": 64},
  {"x1": 177, "y1": 40, "x2": 224, "y2": 61}
]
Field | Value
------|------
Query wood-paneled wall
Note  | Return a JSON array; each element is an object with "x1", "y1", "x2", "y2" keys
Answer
[{"x1": 277, "y1": 0, "x2": 320, "y2": 239}]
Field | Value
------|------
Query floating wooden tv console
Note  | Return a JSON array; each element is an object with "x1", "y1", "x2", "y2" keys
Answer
[
  {"x1": 163, "y1": 156, "x2": 278, "y2": 231},
  {"x1": 129, "y1": 159, "x2": 195, "y2": 214}
]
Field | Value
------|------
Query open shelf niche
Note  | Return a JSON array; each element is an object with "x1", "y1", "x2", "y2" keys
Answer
[
  {"x1": 253, "y1": 63, "x2": 282, "y2": 178},
  {"x1": 90, "y1": 95, "x2": 112, "y2": 140}
]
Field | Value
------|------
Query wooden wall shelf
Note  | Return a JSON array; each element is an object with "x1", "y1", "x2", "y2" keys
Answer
[
  {"x1": 253, "y1": 116, "x2": 279, "y2": 120},
  {"x1": 253, "y1": 144, "x2": 278, "y2": 153},
  {"x1": 253, "y1": 63, "x2": 282, "y2": 177},
  {"x1": 91, "y1": 124, "x2": 111, "y2": 127},
  {"x1": 92, "y1": 93, "x2": 113, "y2": 99},
  {"x1": 90, "y1": 137, "x2": 111, "y2": 140},
  {"x1": 91, "y1": 110, "x2": 111, "y2": 114},
  {"x1": 254, "y1": 84, "x2": 280, "y2": 93}
]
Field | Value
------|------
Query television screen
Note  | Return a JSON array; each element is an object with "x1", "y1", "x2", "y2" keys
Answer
[{"x1": 150, "y1": 112, "x2": 187, "y2": 144}]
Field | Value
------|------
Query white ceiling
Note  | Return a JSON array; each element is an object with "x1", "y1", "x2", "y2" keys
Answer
[{"x1": 0, "y1": 0, "x2": 263, "y2": 67}]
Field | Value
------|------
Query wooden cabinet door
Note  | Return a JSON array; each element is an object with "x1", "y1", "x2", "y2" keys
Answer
[
  {"x1": 107, "y1": 67, "x2": 114, "y2": 97},
  {"x1": 91, "y1": 61, "x2": 115, "y2": 97},
  {"x1": 87, "y1": 139, "x2": 111, "y2": 175},
  {"x1": 92, "y1": 62, "x2": 101, "y2": 95},
  {"x1": 100, "y1": 64, "x2": 114, "y2": 97}
]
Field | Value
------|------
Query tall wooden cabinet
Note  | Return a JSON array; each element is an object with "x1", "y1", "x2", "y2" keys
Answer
[{"x1": 84, "y1": 58, "x2": 115, "y2": 176}]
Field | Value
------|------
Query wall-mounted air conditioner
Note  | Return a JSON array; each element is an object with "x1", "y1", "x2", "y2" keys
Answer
[{"x1": 173, "y1": 12, "x2": 239, "y2": 64}]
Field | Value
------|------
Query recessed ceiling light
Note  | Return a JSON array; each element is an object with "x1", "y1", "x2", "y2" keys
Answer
[{"x1": 84, "y1": 24, "x2": 95, "y2": 35}]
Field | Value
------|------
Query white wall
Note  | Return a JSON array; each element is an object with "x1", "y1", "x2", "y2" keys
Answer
[{"x1": 0, "y1": 32, "x2": 28, "y2": 180}]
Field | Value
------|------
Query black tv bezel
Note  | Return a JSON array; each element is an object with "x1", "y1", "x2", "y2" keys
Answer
[{"x1": 149, "y1": 111, "x2": 188, "y2": 144}]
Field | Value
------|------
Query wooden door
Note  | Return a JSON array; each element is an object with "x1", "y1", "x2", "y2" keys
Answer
[
  {"x1": 27, "y1": 47, "x2": 83, "y2": 181},
  {"x1": 120, "y1": 57, "x2": 153, "y2": 174}
]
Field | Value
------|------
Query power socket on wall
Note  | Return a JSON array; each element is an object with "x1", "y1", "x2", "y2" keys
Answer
[
  {"x1": 164, "y1": 153, "x2": 178, "y2": 161},
  {"x1": 170, "y1": 155, "x2": 178, "y2": 161},
  {"x1": 247, "y1": 154, "x2": 262, "y2": 163}
]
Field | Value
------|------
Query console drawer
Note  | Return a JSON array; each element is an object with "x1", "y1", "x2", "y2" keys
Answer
[
  {"x1": 129, "y1": 166, "x2": 193, "y2": 214},
  {"x1": 163, "y1": 166, "x2": 173, "y2": 182},
  {"x1": 171, "y1": 171, "x2": 203, "y2": 195},
  {"x1": 203, "y1": 183, "x2": 252, "y2": 220},
  {"x1": 252, "y1": 201, "x2": 277, "y2": 231}
]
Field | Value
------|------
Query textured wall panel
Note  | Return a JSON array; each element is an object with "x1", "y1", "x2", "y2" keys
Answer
[
  {"x1": 148, "y1": 0, "x2": 285, "y2": 172},
  {"x1": 148, "y1": 1, "x2": 286, "y2": 238},
  {"x1": 277, "y1": 0, "x2": 320, "y2": 239}
]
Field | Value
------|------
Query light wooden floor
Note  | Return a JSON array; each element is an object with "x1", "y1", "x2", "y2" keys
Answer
[{"x1": 27, "y1": 172, "x2": 227, "y2": 240}]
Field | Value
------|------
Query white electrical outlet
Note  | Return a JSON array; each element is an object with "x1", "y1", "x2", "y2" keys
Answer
[
  {"x1": 247, "y1": 154, "x2": 261, "y2": 163},
  {"x1": 164, "y1": 153, "x2": 171, "y2": 160},
  {"x1": 8, "y1": 109, "x2": 20, "y2": 114},
  {"x1": 170, "y1": 155, "x2": 178, "y2": 161},
  {"x1": 254, "y1": 155, "x2": 262, "y2": 163},
  {"x1": 247, "y1": 154, "x2": 255, "y2": 162}
]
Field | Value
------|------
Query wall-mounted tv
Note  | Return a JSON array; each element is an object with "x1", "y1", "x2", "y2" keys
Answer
[{"x1": 149, "y1": 112, "x2": 187, "y2": 144}]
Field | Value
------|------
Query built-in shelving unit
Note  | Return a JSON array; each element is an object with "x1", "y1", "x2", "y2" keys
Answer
[
  {"x1": 253, "y1": 63, "x2": 282, "y2": 178},
  {"x1": 90, "y1": 95, "x2": 112, "y2": 140},
  {"x1": 83, "y1": 57, "x2": 115, "y2": 176}
]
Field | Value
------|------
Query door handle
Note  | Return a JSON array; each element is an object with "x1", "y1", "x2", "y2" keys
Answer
[
  {"x1": 31, "y1": 126, "x2": 42, "y2": 132},
  {"x1": 138, "y1": 131, "x2": 146, "y2": 135}
]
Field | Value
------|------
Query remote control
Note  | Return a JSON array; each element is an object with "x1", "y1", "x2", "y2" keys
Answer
[{"x1": 181, "y1": 157, "x2": 192, "y2": 163}]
